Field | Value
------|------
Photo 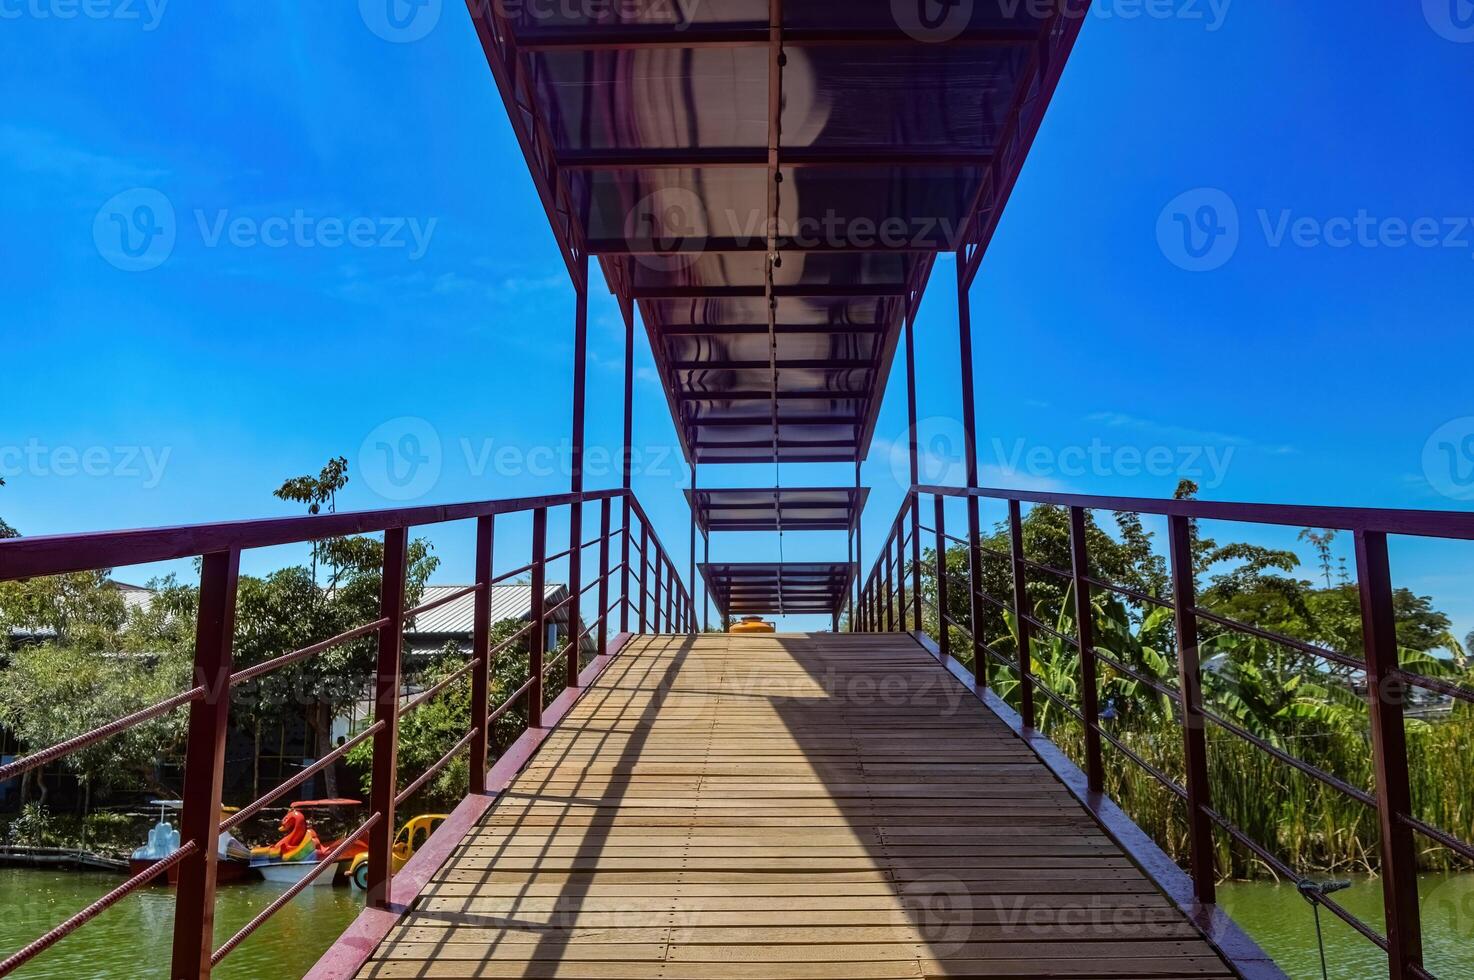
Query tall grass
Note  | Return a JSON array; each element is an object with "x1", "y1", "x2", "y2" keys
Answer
[{"x1": 1029, "y1": 694, "x2": 1474, "y2": 880}]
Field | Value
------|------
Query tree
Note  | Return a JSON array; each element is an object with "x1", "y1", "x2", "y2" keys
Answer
[
  {"x1": 0, "y1": 639, "x2": 191, "y2": 808},
  {"x1": 273, "y1": 457, "x2": 349, "y2": 587},
  {"x1": 0, "y1": 476, "x2": 17, "y2": 540},
  {"x1": 1297, "y1": 529, "x2": 1337, "y2": 588}
]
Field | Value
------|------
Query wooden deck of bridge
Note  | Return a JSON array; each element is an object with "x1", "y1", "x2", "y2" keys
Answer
[{"x1": 355, "y1": 632, "x2": 1238, "y2": 979}]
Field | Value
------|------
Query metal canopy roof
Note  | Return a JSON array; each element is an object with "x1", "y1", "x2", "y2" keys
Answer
[
  {"x1": 685, "y1": 487, "x2": 868, "y2": 534},
  {"x1": 469, "y1": 4, "x2": 1086, "y2": 465},
  {"x1": 701, "y1": 561, "x2": 855, "y2": 617}
]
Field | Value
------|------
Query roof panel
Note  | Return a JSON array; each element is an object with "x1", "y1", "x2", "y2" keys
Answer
[
  {"x1": 701, "y1": 562, "x2": 856, "y2": 617},
  {"x1": 686, "y1": 487, "x2": 868, "y2": 534},
  {"x1": 475, "y1": 5, "x2": 1086, "y2": 464}
]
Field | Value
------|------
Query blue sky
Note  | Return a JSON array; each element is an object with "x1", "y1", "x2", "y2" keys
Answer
[{"x1": 1, "y1": 3, "x2": 1471, "y2": 639}]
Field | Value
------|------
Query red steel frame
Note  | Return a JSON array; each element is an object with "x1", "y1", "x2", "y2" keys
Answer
[{"x1": 0, "y1": 487, "x2": 694, "y2": 978}]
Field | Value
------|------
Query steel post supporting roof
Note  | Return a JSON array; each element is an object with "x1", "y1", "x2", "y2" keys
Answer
[
  {"x1": 701, "y1": 561, "x2": 855, "y2": 618},
  {"x1": 467, "y1": 3, "x2": 1088, "y2": 465},
  {"x1": 685, "y1": 486, "x2": 868, "y2": 534}
]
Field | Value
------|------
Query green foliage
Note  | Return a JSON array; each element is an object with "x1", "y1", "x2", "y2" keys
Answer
[
  {"x1": 0, "y1": 643, "x2": 192, "y2": 795},
  {"x1": 346, "y1": 618, "x2": 569, "y2": 810},
  {"x1": 0, "y1": 476, "x2": 16, "y2": 540},
  {"x1": 0, "y1": 569, "x2": 127, "y2": 652},
  {"x1": 906, "y1": 486, "x2": 1474, "y2": 879}
]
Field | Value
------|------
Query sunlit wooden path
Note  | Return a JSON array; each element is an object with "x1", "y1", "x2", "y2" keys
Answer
[{"x1": 355, "y1": 633, "x2": 1237, "y2": 979}]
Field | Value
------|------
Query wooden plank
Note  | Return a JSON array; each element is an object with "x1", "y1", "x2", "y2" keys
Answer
[{"x1": 352, "y1": 634, "x2": 1240, "y2": 979}]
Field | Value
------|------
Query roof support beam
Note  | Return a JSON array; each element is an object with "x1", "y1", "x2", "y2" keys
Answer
[
  {"x1": 633, "y1": 284, "x2": 906, "y2": 299},
  {"x1": 560, "y1": 147, "x2": 992, "y2": 169},
  {"x1": 514, "y1": 26, "x2": 1039, "y2": 51},
  {"x1": 658, "y1": 323, "x2": 886, "y2": 337}
]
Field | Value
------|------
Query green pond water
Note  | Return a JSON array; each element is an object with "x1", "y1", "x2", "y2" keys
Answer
[
  {"x1": 1219, "y1": 873, "x2": 1474, "y2": 979},
  {"x1": 3, "y1": 868, "x2": 1473, "y2": 978},
  {"x1": 0, "y1": 868, "x2": 361, "y2": 978}
]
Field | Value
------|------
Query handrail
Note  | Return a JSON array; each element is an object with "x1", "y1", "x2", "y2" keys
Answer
[
  {"x1": 859, "y1": 483, "x2": 1474, "y2": 980},
  {"x1": 0, "y1": 486, "x2": 696, "y2": 979}
]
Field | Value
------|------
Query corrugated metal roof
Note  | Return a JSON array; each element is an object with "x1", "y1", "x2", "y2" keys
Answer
[{"x1": 407, "y1": 584, "x2": 570, "y2": 636}]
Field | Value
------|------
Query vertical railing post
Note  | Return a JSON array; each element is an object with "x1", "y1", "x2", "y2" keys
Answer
[
  {"x1": 965, "y1": 496, "x2": 986, "y2": 682},
  {"x1": 596, "y1": 498, "x2": 611, "y2": 659},
  {"x1": 909, "y1": 492, "x2": 922, "y2": 633},
  {"x1": 566, "y1": 503, "x2": 583, "y2": 688},
  {"x1": 1167, "y1": 515, "x2": 1215, "y2": 905},
  {"x1": 665, "y1": 562, "x2": 675, "y2": 632},
  {"x1": 702, "y1": 531, "x2": 710, "y2": 632},
  {"x1": 169, "y1": 547, "x2": 240, "y2": 980},
  {"x1": 1068, "y1": 506, "x2": 1104, "y2": 792},
  {"x1": 933, "y1": 496, "x2": 951, "y2": 661},
  {"x1": 1008, "y1": 500, "x2": 1036, "y2": 729},
  {"x1": 638, "y1": 521, "x2": 649, "y2": 633},
  {"x1": 620, "y1": 497, "x2": 632, "y2": 634},
  {"x1": 895, "y1": 525, "x2": 907, "y2": 633},
  {"x1": 653, "y1": 556, "x2": 664, "y2": 633},
  {"x1": 469, "y1": 516, "x2": 494, "y2": 794},
  {"x1": 367, "y1": 527, "x2": 408, "y2": 910},
  {"x1": 528, "y1": 508, "x2": 548, "y2": 729},
  {"x1": 884, "y1": 543, "x2": 895, "y2": 632},
  {"x1": 1356, "y1": 530, "x2": 1423, "y2": 979}
]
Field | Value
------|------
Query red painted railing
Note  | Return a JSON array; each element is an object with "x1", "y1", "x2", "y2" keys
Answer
[
  {"x1": 858, "y1": 484, "x2": 1474, "y2": 980},
  {"x1": 0, "y1": 488, "x2": 695, "y2": 978}
]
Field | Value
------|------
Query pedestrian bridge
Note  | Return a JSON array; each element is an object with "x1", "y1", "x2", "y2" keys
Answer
[{"x1": 332, "y1": 632, "x2": 1245, "y2": 980}]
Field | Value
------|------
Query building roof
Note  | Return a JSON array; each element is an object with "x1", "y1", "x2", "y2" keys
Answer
[{"x1": 407, "y1": 583, "x2": 571, "y2": 636}]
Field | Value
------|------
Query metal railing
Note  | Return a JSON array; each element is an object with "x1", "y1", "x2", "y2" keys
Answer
[
  {"x1": 0, "y1": 488, "x2": 695, "y2": 978},
  {"x1": 857, "y1": 484, "x2": 1474, "y2": 980}
]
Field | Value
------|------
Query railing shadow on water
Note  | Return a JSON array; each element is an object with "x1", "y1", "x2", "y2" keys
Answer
[
  {"x1": 855, "y1": 484, "x2": 1474, "y2": 980},
  {"x1": 0, "y1": 488, "x2": 697, "y2": 978}
]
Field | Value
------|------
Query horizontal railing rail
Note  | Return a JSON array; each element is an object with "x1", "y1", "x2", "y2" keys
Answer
[
  {"x1": 0, "y1": 488, "x2": 695, "y2": 979},
  {"x1": 857, "y1": 484, "x2": 1474, "y2": 980}
]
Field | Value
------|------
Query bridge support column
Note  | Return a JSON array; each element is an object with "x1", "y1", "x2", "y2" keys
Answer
[
  {"x1": 956, "y1": 254, "x2": 985, "y2": 682},
  {"x1": 566, "y1": 252, "x2": 588, "y2": 689}
]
